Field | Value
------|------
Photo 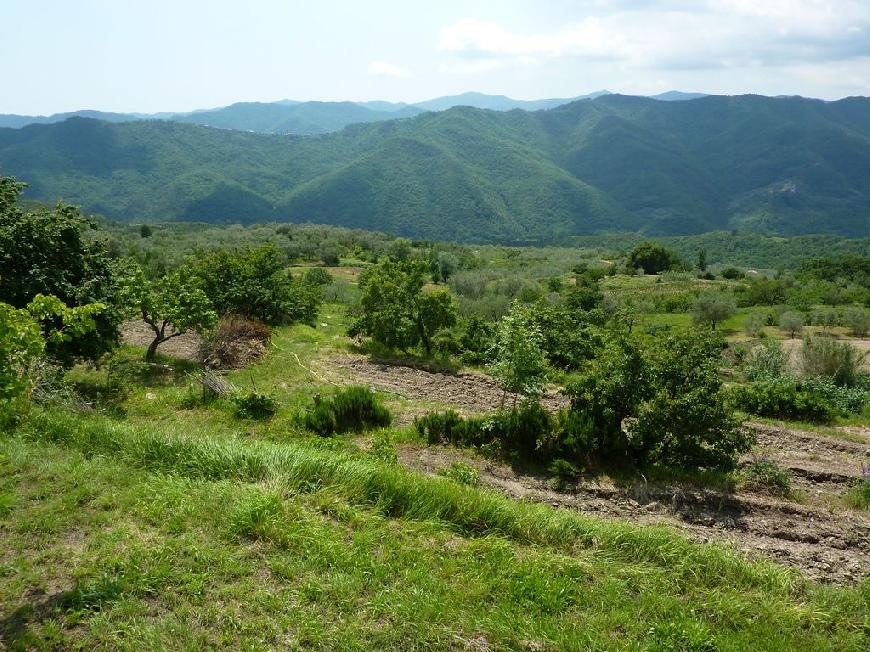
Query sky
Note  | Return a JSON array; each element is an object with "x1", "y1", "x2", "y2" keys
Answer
[{"x1": 2, "y1": 0, "x2": 869, "y2": 114}]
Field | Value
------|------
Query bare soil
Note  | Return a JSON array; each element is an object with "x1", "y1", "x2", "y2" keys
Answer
[
  {"x1": 323, "y1": 354, "x2": 569, "y2": 420},
  {"x1": 121, "y1": 319, "x2": 204, "y2": 361},
  {"x1": 329, "y1": 354, "x2": 870, "y2": 583}
]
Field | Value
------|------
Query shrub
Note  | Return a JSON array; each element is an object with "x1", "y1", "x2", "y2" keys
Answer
[
  {"x1": 550, "y1": 458, "x2": 582, "y2": 490},
  {"x1": 728, "y1": 379, "x2": 836, "y2": 423},
  {"x1": 414, "y1": 410, "x2": 487, "y2": 446},
  {"x1": 720, "y1": 267, "x2": 745, "y2": 280},
  {"x1": 743, "y1": 340, "x2": 788, "y2": 381},
  {"x1": 303, "y1": 267, "x2": 333, "y2": 286},
  {"x1": 303, "y1": 385, "x2": 391, "y2": 436},
  {"x1": 800, "y1": 336, "x2": 866, "y2": 387},
  {"x1": 846, "y1": 467, "x2": 869, "y2": 510},
  {"x1": 799, "y1": 377, "x2": 869, "y2": 415},
  {"x1": 232, "y1": 391, "x2": 278, "y2": 420},
  {"x1": 438, "y1": 461, "x2": 480, "y2": 486},
  {"x1": 740, "y1": 457, "x2": 791, "y2": 497}
]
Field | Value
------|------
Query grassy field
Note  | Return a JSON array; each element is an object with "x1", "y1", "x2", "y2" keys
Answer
[{"x1": 2, "y1": 313, "x2": 869, "y2": 651}]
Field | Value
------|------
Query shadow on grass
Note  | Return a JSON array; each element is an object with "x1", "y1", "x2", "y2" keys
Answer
[
  {"x1": 348, "y1": 340, "x2": 461, "y2": 375},
  {"x1": 0, "y1": 578, "x2": 124, "y2": 647}
]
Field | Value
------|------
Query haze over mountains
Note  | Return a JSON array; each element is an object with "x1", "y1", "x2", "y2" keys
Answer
[
  {"x1": 0, "y1": 93, "x2": 868, "y2": 242},
  {"x1": 0, "y1": 90, "x2": 686, "y2": 135}
]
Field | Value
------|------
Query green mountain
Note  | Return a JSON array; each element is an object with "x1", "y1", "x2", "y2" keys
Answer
[
  {"x1": 1, "y1": 94, "x2": 868, "y2": 241},
  {"x1": 171, "y1": 101, "x2": 425, "y2": 134}
]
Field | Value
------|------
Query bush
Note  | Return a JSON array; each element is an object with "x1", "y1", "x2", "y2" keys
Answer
[
  {"x1": 303, "y1": 386, "x2": 391, "y2": 436},
  {"x1": 740, "y1": 457, "x2": 791, "y2": 496},
  {"x1": 438, "y1": 461, "x2": 480, "y2": 486},
  {"x1": 846, "y1": 468, "x2": 869, "y2": 510},
  {"x1": 303, "y1": 267, "x2": 333, "y2": 286},
  {"x1": 800, "y1": 336, "x2": 866, "y2": 387},
  {"x1": 729, "y1": 379, "x2": 836, "y2": 423},
  {"x1": 232, "y1": 391, "x2": 278, "y2": 420},
  {"x1": 799, "y1": 377, "x2": 869, "y2": 415},
  {"x1": 743, "y1": 340, "x2": 788, "y2": 381},
  {"x1": 550, "y1": 458, "x2": 582, "y2": 490},
  {"x1": 720, "y1": 267, "x2": 745, "y2": 280}
]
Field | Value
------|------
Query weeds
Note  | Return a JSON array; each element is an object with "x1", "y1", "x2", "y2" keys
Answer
[{"x1": 438, "y1": 461, "x2": 480, "y2": 487}]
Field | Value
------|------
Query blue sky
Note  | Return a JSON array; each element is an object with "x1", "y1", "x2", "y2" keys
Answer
[{"x1": 3, "y1": 0, "x2": 869, "y2": 114}]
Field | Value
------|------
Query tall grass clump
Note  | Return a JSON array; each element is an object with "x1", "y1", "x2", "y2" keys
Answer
[
  {"x1": 18, "y1": 407, "x2": 800, "y2": 593},
  {"x1": 302, "y1": 385, "x2": 391, "y2": 436}
]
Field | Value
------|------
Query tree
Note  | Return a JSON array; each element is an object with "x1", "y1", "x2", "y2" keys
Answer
[
  {"x1": 189, "y1": 245, "x2": 320, "y2": 325},
  {"x1": 697, "y1": 249, "x2": 707, "y2": 272},
  {"x1": 779, "y1": 311, "x2": 804, "y2": 338},
  {"x1": 811, "y1": 307, "x2": 838, "y2": 334},
  {"x1": 488, "y1": 302, "x2": 549, "y2": 404},
  {"x1": 843, "y1": 306, "x2": 870, "y2": 338},
  {"x1": 349, "y1": 259, "x2": 457, "y2": 355},
  {"x1": 124, "y1": 267, "x2": 217, "y2": 362},
  {"x1": 692, "y1": 293, "x2": 736, "y2": 330},
  {"x1": 626, "y1": 242, "x2": 682, "y2": 275},
  {"x1": 0, "y1": 176, "x2": 124, "y2": 363},
  {"x1": 1, "y1": 295, "x2": 103, "y2": 423},
  {"x1": 139, "y1": 224, "x2": 153, "y2": 238}
]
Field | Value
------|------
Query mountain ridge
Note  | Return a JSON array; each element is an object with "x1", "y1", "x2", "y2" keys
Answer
[{"x1": 1, "y1": 93, "x2": 868, "y2": 241}]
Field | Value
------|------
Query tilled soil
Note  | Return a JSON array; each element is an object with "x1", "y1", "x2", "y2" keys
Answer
[
  {"x1": 324, "y1": 354, "x2": 569, "y2": 418},
  {"x1": 397, "y1": 433, "x2": 869, "y2": 584},
  {"x1": 328, "y1": 354, "x2": 870, "y2": 583}
]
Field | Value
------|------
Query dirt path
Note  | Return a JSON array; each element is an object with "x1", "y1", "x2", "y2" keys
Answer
[{"x1": 326, "y1": 354, "x2": 869, "y2": 583}]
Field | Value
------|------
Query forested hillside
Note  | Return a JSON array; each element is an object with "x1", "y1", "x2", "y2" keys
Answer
[{"x1": 1, "y1": 94, "x2": 868, "y2": 241}]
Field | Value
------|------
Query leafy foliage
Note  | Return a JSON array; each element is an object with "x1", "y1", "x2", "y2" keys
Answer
[
  {"x1": 488, "y1": 302, "x2": 549, "y2": 400},
  {"x1": 232, "y1": 391, "x2": 278, "y2": 420},
  {"x1": 626, "y1": 242, "x2": 684, "y2": 275},
  {"x1": 349, "y1": 259, "x2": 457, "y2": 354},
  {"x1": 189, "y1": 245, "x2": 320, "y2": 325},
  {"x1": 122, "y1": 265, "x2": 217, "y2": 361},
  {"x1": 0, "y1": 177, "x2": 123, "y2": 362},
  {"x1": 302, "y1": 386, "x2": 392, "y2": 436}
]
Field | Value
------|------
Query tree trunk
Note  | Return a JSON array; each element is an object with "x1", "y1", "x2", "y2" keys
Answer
[{"x1": 145, "y1": 336, "x2": 162, "y2": 362}]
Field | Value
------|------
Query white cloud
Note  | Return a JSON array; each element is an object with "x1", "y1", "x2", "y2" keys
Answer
[
  {"x1": 367, "y1": 60, "x2": 410, "y2": 78},
  {"x1": 437, "y1": 3, "x2": 870, "y2": 74}
]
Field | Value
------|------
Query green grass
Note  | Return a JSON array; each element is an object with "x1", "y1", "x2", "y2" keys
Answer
[{"x1": 2, "y1": 411, "x2": 869, "y2": 650}]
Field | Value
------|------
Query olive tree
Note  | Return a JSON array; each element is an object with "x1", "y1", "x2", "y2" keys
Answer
[
  {"x1": 843, "y1": 306, "x2": 870, "y2": 338},
  {"x1": 779, "y1": 311, "x2": 804, "y2": 338},
  {"x1": 692, "y1": 293, "x2": 736, "y2": 330}
]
